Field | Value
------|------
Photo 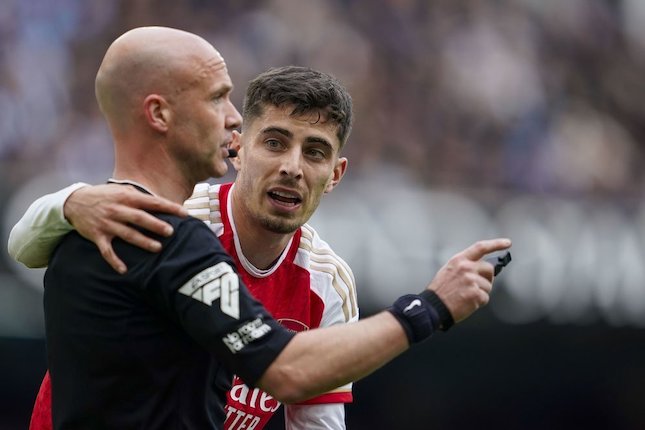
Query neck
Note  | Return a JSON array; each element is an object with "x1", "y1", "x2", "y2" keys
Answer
[
  {"x1": 230, "y1": 186, "x2": 294, "y2": 270},
  {"x1": 113, "y1": 139, "x2": 195, "y2": 204}
]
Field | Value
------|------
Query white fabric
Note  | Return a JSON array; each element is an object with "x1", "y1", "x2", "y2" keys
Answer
[
  {"x1": 8, "y1": 182, "x2": 88, "y2": 268},
  {"x1": 285, "y1": 403, "x2": 346, "y2": 430}
]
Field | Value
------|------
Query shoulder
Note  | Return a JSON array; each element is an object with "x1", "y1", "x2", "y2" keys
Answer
[
  {"x1": 140, "y1": 213, "x2": 234, "y2": 287},
  {"x1": 156, "y1": 211, "x2": 214, "y2": 234},
  {"x1": 298, "y1": 224, "x2": 354, "y2": 282},
  {"x1": 183, "y1": 182, "x2": 229, "y2": 237},
  {"x1": 298, "y1": 224, "x2": 358, "y2": 322},
  {"x1": 155, "y1": 212, "x2": 224, "y2": 253},
  {"x1": 184, "y1": 182, "x2": 223, "y2": 221}
]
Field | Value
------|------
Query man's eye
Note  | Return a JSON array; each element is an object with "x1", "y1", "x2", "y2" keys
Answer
[
  {"x1": 265, "y1": 139, "x2": 281, "y2": 149},
  {"x1": 307, "y1": 149, "x2": 325, "y2": 159}
]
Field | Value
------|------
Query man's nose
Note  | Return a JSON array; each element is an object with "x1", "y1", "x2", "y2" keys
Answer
[
  {"x1": 225, "y1": 101, "x2": 242, "y2": 130},
  {"x1": 279, "y1": 149, "x2": 303, "y2": 180}
]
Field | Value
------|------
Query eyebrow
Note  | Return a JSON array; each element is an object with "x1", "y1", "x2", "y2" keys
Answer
[
  {"x1": 211, "y1": 83, "x2": 233, "y2": 97},
  {"x1": 261, "y1": 126, "x2": 333, "y2": 149}
]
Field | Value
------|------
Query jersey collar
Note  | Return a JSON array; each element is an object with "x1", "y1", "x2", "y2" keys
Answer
[{"x1": 107, "y1": 178, "x2": 156, "y2": 196}]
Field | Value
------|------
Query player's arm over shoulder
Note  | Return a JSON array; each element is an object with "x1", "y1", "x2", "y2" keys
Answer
[{"x1": 8, "y1": 183, "x2": 88, "y2": 268}]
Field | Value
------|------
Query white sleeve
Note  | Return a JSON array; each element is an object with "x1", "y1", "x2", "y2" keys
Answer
[
  {"x1": 284, "y1": 403, "x2": 346, "y2": 430},
  {"x1": 7, "y1": 182, "x2": 89, "y2": 268}
]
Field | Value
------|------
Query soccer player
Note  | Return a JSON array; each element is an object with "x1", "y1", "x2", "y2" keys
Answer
[
  {"x1": 16, "y1": 66, "x2": 359, "y2": 430},
  {"x1": 9, "y1": 26, "x2": 511, "y2": 430}
]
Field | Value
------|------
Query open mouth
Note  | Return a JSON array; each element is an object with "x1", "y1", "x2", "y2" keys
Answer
[{"x1": 268, "y1": 190, "x2": 302, "y2": 207}]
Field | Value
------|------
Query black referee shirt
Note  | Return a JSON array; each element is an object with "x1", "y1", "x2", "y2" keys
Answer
[{"x1": 44, "y1": 197, "x2": 294, "y2": 429}]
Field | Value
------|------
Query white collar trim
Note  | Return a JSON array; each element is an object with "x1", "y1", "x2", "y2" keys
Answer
[
  {"x1": 107, "y1": 178, "x2": 156, "y2": 196},
  {"x1": 227, "y1": 183, "x2": 293, "y2": 278}
]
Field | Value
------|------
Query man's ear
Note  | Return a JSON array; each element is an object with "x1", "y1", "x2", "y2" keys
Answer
[
  {"x1": 325, "y1": 157, "x2": 348, "y2": 193},
  {"x1": 143, "y1": 94, "x2": 170, "y2": 133},
  {"x1": 230, "y1": 131, "x2": 243, "y2": 171}
]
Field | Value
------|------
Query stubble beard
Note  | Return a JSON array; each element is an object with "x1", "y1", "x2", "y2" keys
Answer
[{"x1": 257, "y1": 213, "x2": 301, "y2": 235}]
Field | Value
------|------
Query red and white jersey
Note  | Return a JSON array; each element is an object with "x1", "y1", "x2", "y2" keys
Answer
[{"x1": 186, "y1": 182, "x2": 359, "y2": 430}]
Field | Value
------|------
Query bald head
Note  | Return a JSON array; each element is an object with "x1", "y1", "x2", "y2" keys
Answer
[{"x1": 95, "y1": 26, "x2": 225, "y2": 132}]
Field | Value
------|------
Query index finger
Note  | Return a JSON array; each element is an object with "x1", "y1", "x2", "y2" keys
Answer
[
  {"x1": 125, "y1": 192, "x2": 188, "y2": 218},
  {"x1": 462, "y1": 238, "x2": 512, "y2": 261}
]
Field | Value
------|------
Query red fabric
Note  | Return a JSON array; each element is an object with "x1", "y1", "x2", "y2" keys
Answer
[
  {"x1": 297, "y1": 391, "x2": 353, "y2": 405},
  {"x1": 219, "y1": 183, "x2": 330, "y2": 429},
  {"x1": 29, "y1": 371, "x2": 53, "y2": 430}
]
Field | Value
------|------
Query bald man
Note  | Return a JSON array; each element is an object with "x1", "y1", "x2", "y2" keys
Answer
[
  {"x1": 95, "y1": 26, "x2": 238, "y2": 196},
  {"x1": 42, "y1": 27, "x2": 275, "y2": 429},
  {"x1": 27, "y1": 27, "x2": 511, "y2": 430}
]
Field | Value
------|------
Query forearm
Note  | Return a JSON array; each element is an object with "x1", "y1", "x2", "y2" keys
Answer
[
  {"x1": 259, "y1": 311, "x2": 409, "y2": 404},
  {"x1": 7, "y1": 183, "x2": 88, "y2": 268}
]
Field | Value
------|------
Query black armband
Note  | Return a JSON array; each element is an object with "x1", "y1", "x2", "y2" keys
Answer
[{"x1": 388, "y1": 294, "x2": 440, "y2": 344}]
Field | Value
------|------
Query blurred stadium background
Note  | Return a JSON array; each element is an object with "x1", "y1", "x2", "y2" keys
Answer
[{"x1": 2, "y1": 0, "x2": 645, "y2": 428}]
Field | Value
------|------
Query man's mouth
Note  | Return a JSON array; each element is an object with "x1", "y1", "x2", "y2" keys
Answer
[{"x1": 268, "y1": 190, "x2": 302, "y2": 206}]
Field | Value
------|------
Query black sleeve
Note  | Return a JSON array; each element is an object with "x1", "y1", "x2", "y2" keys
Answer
[{"x1": 139, "y1": 217, "x2": 294, "y2": 386}]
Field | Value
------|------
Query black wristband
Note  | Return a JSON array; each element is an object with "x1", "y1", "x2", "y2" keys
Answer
[
  {"x1": 387, "y1": 294, "x2": 440, "y2": 344},
  {"x1": 420, "y1": 290, "x2": 454, "y2": 331}
]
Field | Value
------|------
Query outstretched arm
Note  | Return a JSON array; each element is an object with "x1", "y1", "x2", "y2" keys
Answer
[
  {"x1": 258, "y1": 238, "x2": 512, "y2": 404},
  {"x1": 8, "y1": 183, "x2": 188, "y2": 274}
]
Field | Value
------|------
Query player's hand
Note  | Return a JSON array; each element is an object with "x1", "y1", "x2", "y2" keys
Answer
[
  {"x1": 427, "y1": 238, "x2": 512, "y2": 324},
  {"x1": 63, "y1": 184, "x2": 188, "y2": 274}
]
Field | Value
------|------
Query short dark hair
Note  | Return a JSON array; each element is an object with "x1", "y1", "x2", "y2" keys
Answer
[{"x1": 242, "y1": 66, "x2": 353, "y2": 148}]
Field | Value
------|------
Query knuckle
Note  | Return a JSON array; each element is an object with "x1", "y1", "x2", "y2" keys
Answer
[
  {"x1": 473, "y1": 241, "x2": 486, "y2": 254},
  {"x1": 104, "y1": 205, "x2": 118, "y2": 217},
  {"x1": 121, "y1": 229, "x2": 135, "y2": 241},
  {"x1": 118, "y1": 188, "x2": 136, "y2": 202},
  {"x1": 99, "y1": 246, "x2": 113, "y2": 259},
  {"x1": 130, "y1": 212, "x2": 146, "y2": 225},
  {"x1": 456, "y1": 259, "x2": 471, "y2": 273},
  {"x1": 114, "y1": 188, "x2": 127, "y2": 199},
  {"x1": 464, "y1": 272, "x2": 478, "y2": 284}
]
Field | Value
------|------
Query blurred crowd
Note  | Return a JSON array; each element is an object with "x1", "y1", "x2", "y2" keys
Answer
[
  {"x1": 2, "y1": 4, "x2": 645, "y2": 427},
  {"x1": 1, "y1": 0, "x2": 644, "y2": 202}
]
